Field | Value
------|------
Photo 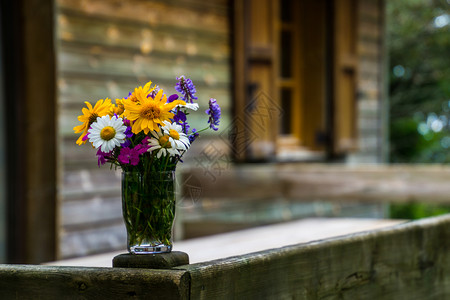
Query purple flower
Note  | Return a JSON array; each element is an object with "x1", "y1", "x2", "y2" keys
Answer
[
  {"x1": 124, "y1": 126, "x2": 133, "y2": 138},
  {"x1": 182, "y1": 122, "x2": 190, "y2": 135},
  {"x1": 172, "y1": 108, "x2": 192, "y2": 134},
  {"x1": 175, "y1": 76, "x2": 198, "y2": 103},
  {"x1": 148, "y1": 86, "x2": 161, "y2": 99},
  {"x1": 174, "y1": 110, "x2": 187, "y2": 123},
  {"x1": 121, "y1": 139, "x2": 131, "y2": 148},
  {"x1": 96, "y1": 149, "x2": 111, "y2": 167},
  {"x1": 206, "y1": 98, "x2": 221, "y2": 131},
  {"x1": 189, "y1": 128, "x2": 199, "y2": 143},
  {"x1": 119, "y1": 121, "x2": 133, "y2": 147},
  {"x1": 118, "y1": 141, "x2": 150, "y2": 166},
  {"x1": 167, "y1": 94, "x2": 179, "y2": 103},
  {"x1": 82, "y1": 132, "x2": 90, "y2": 142},
  {"x1": 118, "y1": 147, "x2": 140, "y2": 166},
  {"x1": 135, "y1": 142, "x2": 150, "y2": 154}
]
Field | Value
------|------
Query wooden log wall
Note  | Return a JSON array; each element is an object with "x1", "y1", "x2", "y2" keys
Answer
[
  {"x1": 1, "y1": 215, "x2": 450, "y2": 299},
  {"x1": 56, "y1": 0, "x2": 231, "y2": 259},
  {"x1": 353, "y1": 0, "x2": 386, "y2": 163},
  {"x1": 55, "y1": 0, "x2": 386, "y2": 259}
]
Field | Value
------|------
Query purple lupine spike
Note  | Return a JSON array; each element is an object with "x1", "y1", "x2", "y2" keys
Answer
[
  {"x1": 183, "y1": 122, "x2": 190, "y2": 135},
  {"x1": 148, "y1": 85, "x2": 161, "y2": 99},
  {"x1": 189, "y1": 128, "x2": 199, "y2": 143},
  {"x1": 206, "y1": 98, "x2": 221, "y2": 131},
  {"x1": 175, "y1": 75, "x2": 198, "y2": 103}
]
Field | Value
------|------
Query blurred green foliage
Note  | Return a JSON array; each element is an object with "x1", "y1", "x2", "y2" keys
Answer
[
  {"x1": 390, "y1": 202, "x2": 450, "y2": 220},
  {"x1": 388, "y1": 0, "x2": 450, "y2": 163},
  {"x1": 387, "y1": 1, "x2": 449, "y2": 219}
]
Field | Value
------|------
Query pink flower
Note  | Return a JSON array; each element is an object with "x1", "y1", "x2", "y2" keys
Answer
[
  {"x1": 118, "y1": 147, "x2": 140, "y2": 166},
  {"x1": 96, "y1": 149, "x2": 111, "y2": 167}
]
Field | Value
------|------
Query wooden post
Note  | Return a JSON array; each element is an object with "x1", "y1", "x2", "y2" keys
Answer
[{"x1": 1, "y1": 0, "x2": 57, "y2": 263}]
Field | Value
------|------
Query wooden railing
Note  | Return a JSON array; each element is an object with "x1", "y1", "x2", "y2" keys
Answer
[{"x1": 1, "y1": 214, "x2": 449, "y2": 299}]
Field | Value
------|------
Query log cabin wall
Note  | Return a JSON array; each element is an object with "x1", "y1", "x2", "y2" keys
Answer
[
  {"x1": 350, "y1": 0, "x2": 386, "y2": 163},
  {"x1": 56, "y1": 0, "x2": 231, "y2": 259},
  {"x1": 56, "y1": 0, "x2": 385, "y2": 259}
]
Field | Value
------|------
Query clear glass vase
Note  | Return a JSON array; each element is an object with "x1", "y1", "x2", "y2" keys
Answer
[{"x1": 121, "y1": 171, "x2": 176, "y2": 254}]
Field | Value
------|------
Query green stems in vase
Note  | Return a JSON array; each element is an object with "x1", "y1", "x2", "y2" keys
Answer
[{"x1": 122, "y1": 171, "x2": 176, "y2": 254}]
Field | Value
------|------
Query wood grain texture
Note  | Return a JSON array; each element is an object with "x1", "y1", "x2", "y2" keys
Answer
[
  {"x1": 0, "y1": 265, "x2": 189, "y2": 299},
  {"x1": 179, "y1": 214, "x2": 450, "y2": 299},
  {"x1": 184, "y1": 164, "x2": 450, "y2": 203},
  {"x1": 5, "y1": 216, "x2": 450, "y2": 299}
]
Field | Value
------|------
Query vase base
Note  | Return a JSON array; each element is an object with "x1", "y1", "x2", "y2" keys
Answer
[{"x1": 129, "y1": 244, "x2": 172, "y2": 254}]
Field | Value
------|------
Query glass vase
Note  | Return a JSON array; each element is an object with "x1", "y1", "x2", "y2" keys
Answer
[{"x1": 121, "y1": 171, "x2": 176, "y2": 254}]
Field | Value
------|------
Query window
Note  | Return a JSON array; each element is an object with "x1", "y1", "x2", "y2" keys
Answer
[{"x1": 233, "y1": 0, "x2": 358, "y2": 161}]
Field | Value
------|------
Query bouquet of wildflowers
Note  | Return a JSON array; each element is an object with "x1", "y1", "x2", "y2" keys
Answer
[
  {"x1": 73, "y1": 76, "x2": 221, "y2": 253},
  {"x1": 73, "y1": 76, "x2": 221, "y2": 172}
]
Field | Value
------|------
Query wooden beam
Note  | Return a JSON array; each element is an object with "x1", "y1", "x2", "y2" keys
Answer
[
  {"x1": 3, "y1": 215, "x2": 450, "y2": 298},
  {"x1": 0, "y1": 265, "x2": 189, "y2": 299},
  {"x1": 181, "y1": 214, "x2": 450, "y2": 299},
  {"x1": 183, "y1": 164, "x2": 450, "y2": 203}
]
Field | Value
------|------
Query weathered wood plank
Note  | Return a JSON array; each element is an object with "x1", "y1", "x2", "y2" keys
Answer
[
  {"x1": 58, "y1": 51, "x2": 229, "y2": 83},
  {"x1": 60, "y1": 223, "x2": 126, "y2": 258},
  {"x1": 359, "y1": 0, "x2": 381, "y2": 19},
  {"x1": 57, "y1": 0, "x2": 229, "y2": 33},
  {"x1": 57, "y1": 11, "x2": 229, "y2": 59},
  {"x1": 179, "y1": 214, "x2": 450, "y2": 299},
  {"x1": 184, "y1": 164, "x2": 450, "y2": 203},
  {"x1": 14, "y1": 216, "x2": 450, "y2": 299},
  {"x1": 62, "y1": 196, "x2": 121, "y2": 228},
  {"x1": 0, "y1": 265, "x2": 189, "y2": 299}
]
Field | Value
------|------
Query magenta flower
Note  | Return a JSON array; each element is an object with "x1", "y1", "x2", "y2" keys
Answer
[
  {"x1": 118, "y1": 147, "x2": 140, "y2": 166},
  {"x1": 117, "y1": 141, "x2": 150, "y2": 166},
  {"x1": 96, "y1": 149, "x2": 111, "y2": 167}
]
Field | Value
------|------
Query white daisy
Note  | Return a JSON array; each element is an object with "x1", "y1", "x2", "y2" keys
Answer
[
  {"x1": 174, "y1": 102, "x2": 199, "y2": 111},
  {"x1": 161, "y1": 121, "x2": 191, "y2": 151},
  {"x1": 88, "y1": 115, "x2": 127, "y2": 153},
  {"x1": 148, "y1": 129, "x2": 180, "y2": 158}
]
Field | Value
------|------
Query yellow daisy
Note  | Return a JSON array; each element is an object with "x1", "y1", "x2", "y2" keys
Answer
[
  {"x1": 124, "y1": 89, "x2": 186, "y2": 135},
  {"x1": 73, "y1": 98, "x2": 113, "y2": 145},
  {"x1": 110, "y1": 98, "x2": 125, "y2": 117},
  {"x1": 127, "y1": 81, "x2": 154, "y2": 103}
]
